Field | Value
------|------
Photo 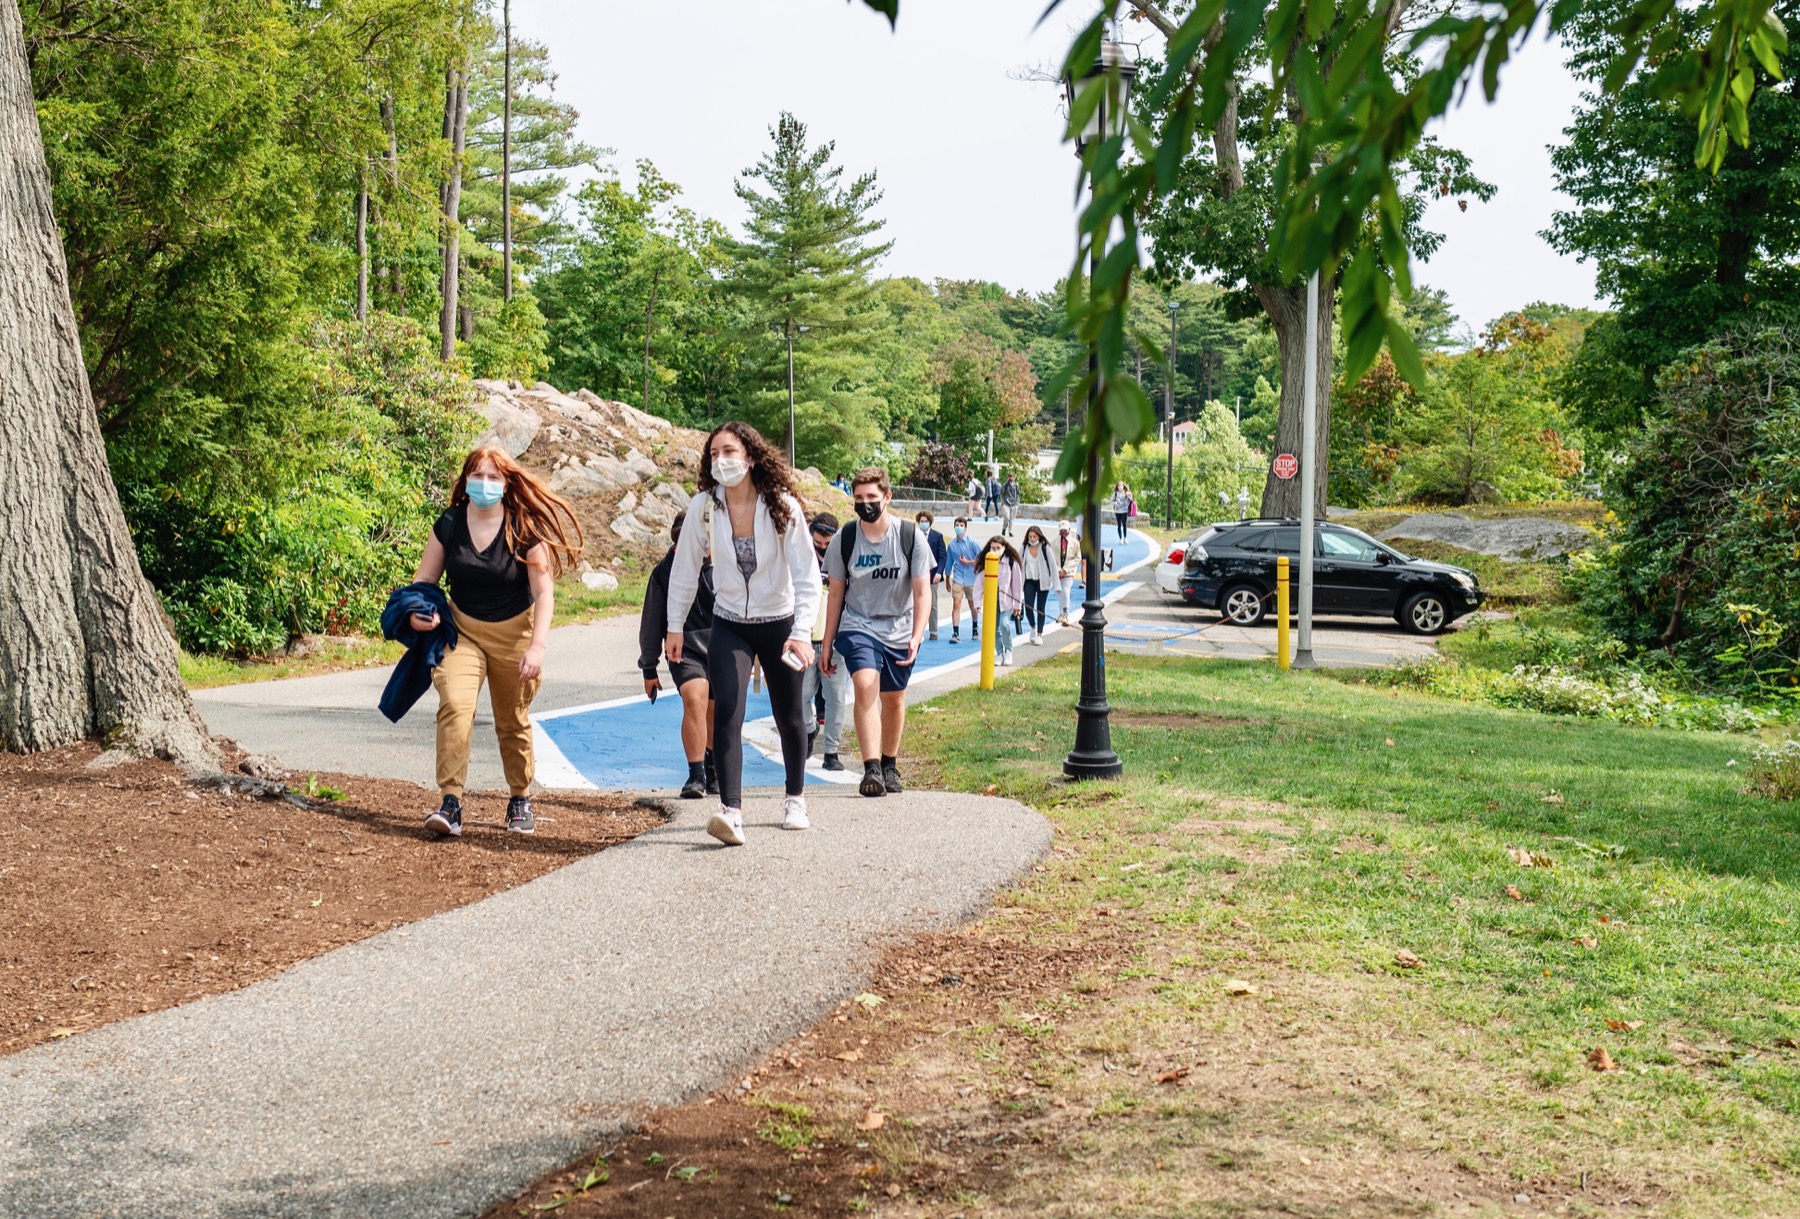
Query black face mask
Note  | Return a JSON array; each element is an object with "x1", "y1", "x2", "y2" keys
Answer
[{"x1": 854, "y1": 501, "x2": 883, "y2": 524}]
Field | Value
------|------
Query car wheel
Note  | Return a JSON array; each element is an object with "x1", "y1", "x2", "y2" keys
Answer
[
  {"x1": 1400, "y1": 592, "x2": 1449, "y2": 635},
  {"x1": 1219, "y1": 583, "x2": 1268, "y2": 627}
]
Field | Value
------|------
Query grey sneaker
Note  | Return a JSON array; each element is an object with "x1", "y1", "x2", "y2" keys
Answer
[
  {"x1": 425, "y1": 794, "x2": 462, "y2": 838},
  {"x1": 505, "y1": 796, "x2": 534, "y2": 834}
]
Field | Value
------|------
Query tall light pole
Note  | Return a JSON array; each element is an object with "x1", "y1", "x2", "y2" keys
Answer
[
  {"x1": 774, "y1": 320, "x2": 808, "y2": 468},
  {"x1": 1293, "y1": 269, "x2": 1321, "y2": 668},
  {"x1": 1060, "y1": 36, "x2": 1135, "y2": 782},
  {"x1": 501, "y1": 0, "x2": 512, "y2": 301},
  {"x1": 1165, "y1": 300, "x2": 1180, "y2": 529}
]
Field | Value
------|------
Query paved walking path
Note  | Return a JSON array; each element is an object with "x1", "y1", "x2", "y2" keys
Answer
[{"x1": 0, "y1": 790, "x2": 1051, "y2": 1218}]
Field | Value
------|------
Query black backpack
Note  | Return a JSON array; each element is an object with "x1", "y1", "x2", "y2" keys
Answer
[{"x1": 837, "y1": 519, "x2": 917, "y2": 572}]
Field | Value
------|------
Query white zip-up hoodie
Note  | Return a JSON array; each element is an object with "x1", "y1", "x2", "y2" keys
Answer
[{"x1": 667, "y1": 488, "x2": 819, "y2": 644}]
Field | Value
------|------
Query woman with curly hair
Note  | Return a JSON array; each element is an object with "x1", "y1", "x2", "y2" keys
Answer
[
  {"x1": 666, "y1": 422, "x2": 819, "y2": 846},
  {"x1": 408, "y1": 446, "x2": 584, "y2": 838}
]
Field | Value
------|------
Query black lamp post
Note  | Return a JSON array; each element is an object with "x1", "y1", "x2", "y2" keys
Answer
[
  {"x1": 1061, "y1": 36, "x2": 1135, "y2": 782},
  {"x1": 772, "y1": 320, "x2": 809, "y2": 468}
]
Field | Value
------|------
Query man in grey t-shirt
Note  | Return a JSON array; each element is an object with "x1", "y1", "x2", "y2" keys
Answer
[{"x1": 821, "y1": 467, "x2": 933, "y2": 797}]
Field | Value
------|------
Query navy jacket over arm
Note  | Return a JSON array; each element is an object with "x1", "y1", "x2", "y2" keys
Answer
[{"x1": 378, "y1": 583, "x2": 456, "y2": 723}]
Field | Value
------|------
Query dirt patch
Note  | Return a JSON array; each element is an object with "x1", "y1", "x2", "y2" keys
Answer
[
  {"x1": 0, "y1": 742, "x2": 658, "y2": 1056},
  {"x1": 489, "y1": 910, "x2": 1671, "y2": 1218},
  {"x1": 1112, "y1": 711, "x2": 1272, "y2": 730}
]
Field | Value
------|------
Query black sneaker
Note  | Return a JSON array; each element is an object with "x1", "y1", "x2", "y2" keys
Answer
[
  {"x1": 425, "y1": 794, "x2": 462, "y2": 838},
  {"x1": 822, "y1": 753, "x2": 845, "y2": 772},
  {"x1": 859, "y1": 764, "x2": 886, "y2": 798},
  {"x1": 505, "y1": 796, "x2": 535, "y2": 834},
  {"x1": 882, "y1": 763, "x2": 904, "y2": 794},
  {"x1": 704, "y1": 768, "x2": 719, "y2": 795},
  {"x1": 680, "y1": 773, "x2": 706, "y2": 799}
]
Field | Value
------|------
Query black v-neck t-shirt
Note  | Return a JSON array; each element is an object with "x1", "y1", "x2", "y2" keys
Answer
[{"x1": 433, "y1": 505, "x2": 533, "y2": 622}]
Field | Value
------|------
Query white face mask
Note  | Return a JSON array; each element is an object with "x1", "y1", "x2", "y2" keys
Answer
[{"x1": 713, "y1": 456, "x2": 749, "y2": 488}]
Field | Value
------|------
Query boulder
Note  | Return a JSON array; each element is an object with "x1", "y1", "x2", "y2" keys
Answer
[
  {"x1": 473, "y1": 395, "x2": 540, "y2": 458},
  {"x1": 580, "y1": 569, "x2": 620, "y2": 592},
  {"x1": 622, "y1": 447, "x2": 660, "y2": 479},
  {"x1": 1378, "y1": 512, "x2": 1594, "y2": 561},
  {"x1": 609, "y1": 512, "x2": 661, "y2": 546},
  {"x1": 633, "y1": 489, "x2": 679, "y2": 529},
  {"x1": 549, "y1": 453, "x2": 639, "y2": 497}
]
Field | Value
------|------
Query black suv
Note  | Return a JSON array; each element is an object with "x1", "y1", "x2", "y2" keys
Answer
[{"x1": 1175, "y1": 519, "x2": 1483, "y2": 635}]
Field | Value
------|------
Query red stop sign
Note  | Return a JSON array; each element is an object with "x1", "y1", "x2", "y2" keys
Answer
[{"x1": 1272, "y1": 453, "x2": 1299, "y2": 480}]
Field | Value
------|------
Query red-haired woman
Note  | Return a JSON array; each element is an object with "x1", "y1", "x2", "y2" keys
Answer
[
  {"x1": 408, "y1": 446, "x2": 583, "y2": 837},
  {"x1": 666, "y1": 423, "x2": 818, "y2": 846}
]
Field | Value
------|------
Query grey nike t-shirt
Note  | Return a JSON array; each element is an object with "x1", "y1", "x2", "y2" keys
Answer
[{"x1": 825, "y1": 518, "x2": 935, "y2": 648}]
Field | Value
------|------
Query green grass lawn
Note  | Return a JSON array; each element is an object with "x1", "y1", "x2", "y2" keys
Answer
[{"x1": 906, "y1": 653, "x2": 1800, "y2": 1211}]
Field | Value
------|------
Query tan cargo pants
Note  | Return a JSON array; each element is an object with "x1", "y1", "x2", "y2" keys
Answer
[{"x1": 432, "y1": 605, "x2": 540, "y2": 797}]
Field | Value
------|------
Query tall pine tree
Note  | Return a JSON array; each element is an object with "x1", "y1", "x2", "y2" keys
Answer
[{"x1": 728, "y1": 112, "x2": 892, "y2": 474}]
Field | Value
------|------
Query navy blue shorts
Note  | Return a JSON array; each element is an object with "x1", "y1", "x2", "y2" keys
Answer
[{"x1": 834, "y1": 631, "x2": 915, "y2": 693}]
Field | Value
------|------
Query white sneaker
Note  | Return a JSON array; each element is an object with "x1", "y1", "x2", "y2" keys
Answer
[
  {"x1": 706, "y1": 808, "x2": 746, "y2": 846},
  {"x1": 1028, "y1": 632, "x2": 1041, "y2": 645},
  {"x1": 782, "y1": 795, "x2": 810, "y2": 831}
]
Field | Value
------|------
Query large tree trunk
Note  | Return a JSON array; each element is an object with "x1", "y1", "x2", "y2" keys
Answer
[
  {"x1": 1256, "y1": 277, "x2": 1335, "y2": 518},
  {"x1": 439, "y1": 63, "x2": 466, "y2": 361},
  {"x1": 0, "y1": 0, "x2": 212, "y2": 766}
]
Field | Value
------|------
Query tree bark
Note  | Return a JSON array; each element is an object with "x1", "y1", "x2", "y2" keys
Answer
[
  {"x1": 502, "y1": 0, "x2": 512, "y2": 302},
  {"x1": 439, "y1": 62, "x2": 466, "y2": 361},
  {"x1": 355, "y1": 173, "x2": 368, "y2": 322},
  {"x1": 380, "y1": 93, "x2": 401, "y2": 304},
  {"x1": 0, "y1": 0, "x2": 212, "y2": 765}
]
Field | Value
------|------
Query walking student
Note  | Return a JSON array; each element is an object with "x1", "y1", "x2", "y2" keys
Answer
[
  {"x1": 666, "y1": 422, "x2": 819, "y2": 846},
  {"x1": 409, "y1": 446, "x2": 583, "y2": 838},
  {"x1": 984, "y1": 470, "x2": 1001, "y2": 521},
  {"x1": 945, "y1": 516, "x2": 982, "y2": 643},
  {"x1": 1055, "y1": 519, "x2": 1081, "y2": 626},
  {"x1": 916, "y1": 510, "x2": 947, "y2": 641},
  {"x1": 820, "y1": 469, "x2": 933, "y2": 796},
  {"x1": 999, "y1": 474, "x2": 1021, "y2": 537},
  {"x1": 640, "y1": 512, "x2": 716, "y2": 799},
  {"x1": 982, "y1": 535, "x2": 1025, "y2": 666},
  {"x1": 804, "y1": 512, "x2": 852, "y2": 771},
  {"x1": 1109, "y1": 481, "x2": 1133, "y2": 541},
  {"x1": 1019, "y1": 525, "x2": 1055, "y2": 645},
  {"x1": 965, "y1": 474, "x2": 984, "y2": 520}
]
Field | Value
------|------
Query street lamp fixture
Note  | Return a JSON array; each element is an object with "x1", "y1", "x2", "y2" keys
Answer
[{"x1": 1060, "y1": 34, "x2": 1136, "y2": 783}]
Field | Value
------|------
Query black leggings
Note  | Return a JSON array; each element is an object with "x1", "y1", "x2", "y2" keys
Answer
[
  {"x1": 707, "y1": 615, "x2": 809, "y2": 806},
  {"x1": 1115, "y1": 511, "x2": 1130, "y2": 539},
  {"x1": 1021, "y1": 580, "x2": 1050, "y2": 632}
]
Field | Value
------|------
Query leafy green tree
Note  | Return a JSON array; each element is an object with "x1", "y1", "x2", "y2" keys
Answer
[
  {"x1": 1546, "y1": 0, "x2": 1800, "y2": 444},
  {"x1": 1118, "y1": 402, "x2": 1259, "y2": 525},
  {"x1": 727, "y1": 112, "x2": 892, "y2": 470}
]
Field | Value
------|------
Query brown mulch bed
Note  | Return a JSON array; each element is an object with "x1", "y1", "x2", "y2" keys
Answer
[{"x1": 0, "y1": 742, "x2": 659, "y2": 1056}]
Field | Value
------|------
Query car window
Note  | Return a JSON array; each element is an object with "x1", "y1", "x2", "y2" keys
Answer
[
  {"x1": 1229, "y1": 529, "x2": 1270, "y2": 552},
  {"x1": 1270, "y1": 527, "x2": 1300, "y2": 554},
  {"x1": 1319, "y1": 531, "x2": 1380, "y2": 560}
]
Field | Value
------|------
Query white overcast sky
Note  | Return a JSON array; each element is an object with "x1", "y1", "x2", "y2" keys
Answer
[{"x1": 510, "y1": 0, "x2": 1603, "y2": 335}]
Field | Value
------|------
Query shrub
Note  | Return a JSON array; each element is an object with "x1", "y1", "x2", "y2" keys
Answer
[{"x1": 1748, "y1": 739, "x2": 1800, "y2": 800}]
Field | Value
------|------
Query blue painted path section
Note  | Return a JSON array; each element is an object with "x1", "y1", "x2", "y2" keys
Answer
[{"x1": 535, "y1": 522, "x2": 1157, "y2": 791}]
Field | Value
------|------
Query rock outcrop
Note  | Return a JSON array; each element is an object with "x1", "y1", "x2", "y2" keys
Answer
[
  {"x1": 1378, "y1": 512, "x2": 1594, "y2": 561},
  {"x1": 466, "y1": 380, "x2": 850, "y2": 567}
]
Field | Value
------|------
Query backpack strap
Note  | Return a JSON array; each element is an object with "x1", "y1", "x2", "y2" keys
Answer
[
  {"x1": 901, "y1": 519, "x2": 916, "y2": 566},
  {"x1": 838, "y1": 519, "x2": 918, "y2": 568},
  {"x1": 838, "y1": 521, "x2": 857, "y2": 569}
]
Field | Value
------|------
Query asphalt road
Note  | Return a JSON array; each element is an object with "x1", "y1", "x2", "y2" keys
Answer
[{"x1": 0, "y1": 789, "x2": 1051, "y2": 1218}]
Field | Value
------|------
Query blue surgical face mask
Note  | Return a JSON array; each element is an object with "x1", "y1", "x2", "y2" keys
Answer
[
  {"x1": 467, "y1": 477, "x2": 505, "y2": 508},
  {"x1": 954, "y1": 525, "x2": 966, "y2": 537}
]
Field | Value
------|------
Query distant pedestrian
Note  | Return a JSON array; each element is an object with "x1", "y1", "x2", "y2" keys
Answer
[
  {"x1": 965, "y1": 475, "x2": 983, "y2": 519},
  {"x1": 1000, "y1": 475, "x2": 1021, "y2": 537},
  {"x1": 408, "y1": 446, "x2": 584, "y2": 839},
  {"x1": 1109, "y1": 481, "x2": 1132, "y2": 540},
  {"x1": 1055, "y1": 520, "x2": 1081, "y2": 626},
  {"x1": 666, "y1": 422, "x2": 819, "y2": 846},
  {"x1": 821, "y1": 468, "x2": 933, "y2": 797},
  {"x1": 1019, "y1": 525, "x2": 1054, "y2": 645},
  {"x1": 985, "y1": 471, "x2": 1001, "y2": 520},
  {"x1": 945, "y1": 517, "x2": 982, "y2": 643},
  {"x1": 915, "y1": 510, "x2": 948, "y2": 641},
  {"x1": 982, "y1": 535, "x2": 1024, "y2": 666},
  {"x1": 640, "y1": 513, "x2": 716, "y2": 799},
  {"x1": 804, "y1": 513, "x2": 852, "y2": 772},
  {"x1": 833, "y1": 472, "x2": 851, "y2": 493}
]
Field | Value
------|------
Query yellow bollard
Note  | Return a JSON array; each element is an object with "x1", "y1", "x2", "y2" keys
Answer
[
  {"x1": 1276, "y1": 556, "x2": 1291, "y2": 670},
  {"x1": 980, "y1": 549, "x2": 999, "y2": 690}
]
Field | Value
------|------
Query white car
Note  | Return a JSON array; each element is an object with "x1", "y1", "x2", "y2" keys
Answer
[{"x1": 1154, "y1": 530, "x2": 1208, "y2": 594}]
